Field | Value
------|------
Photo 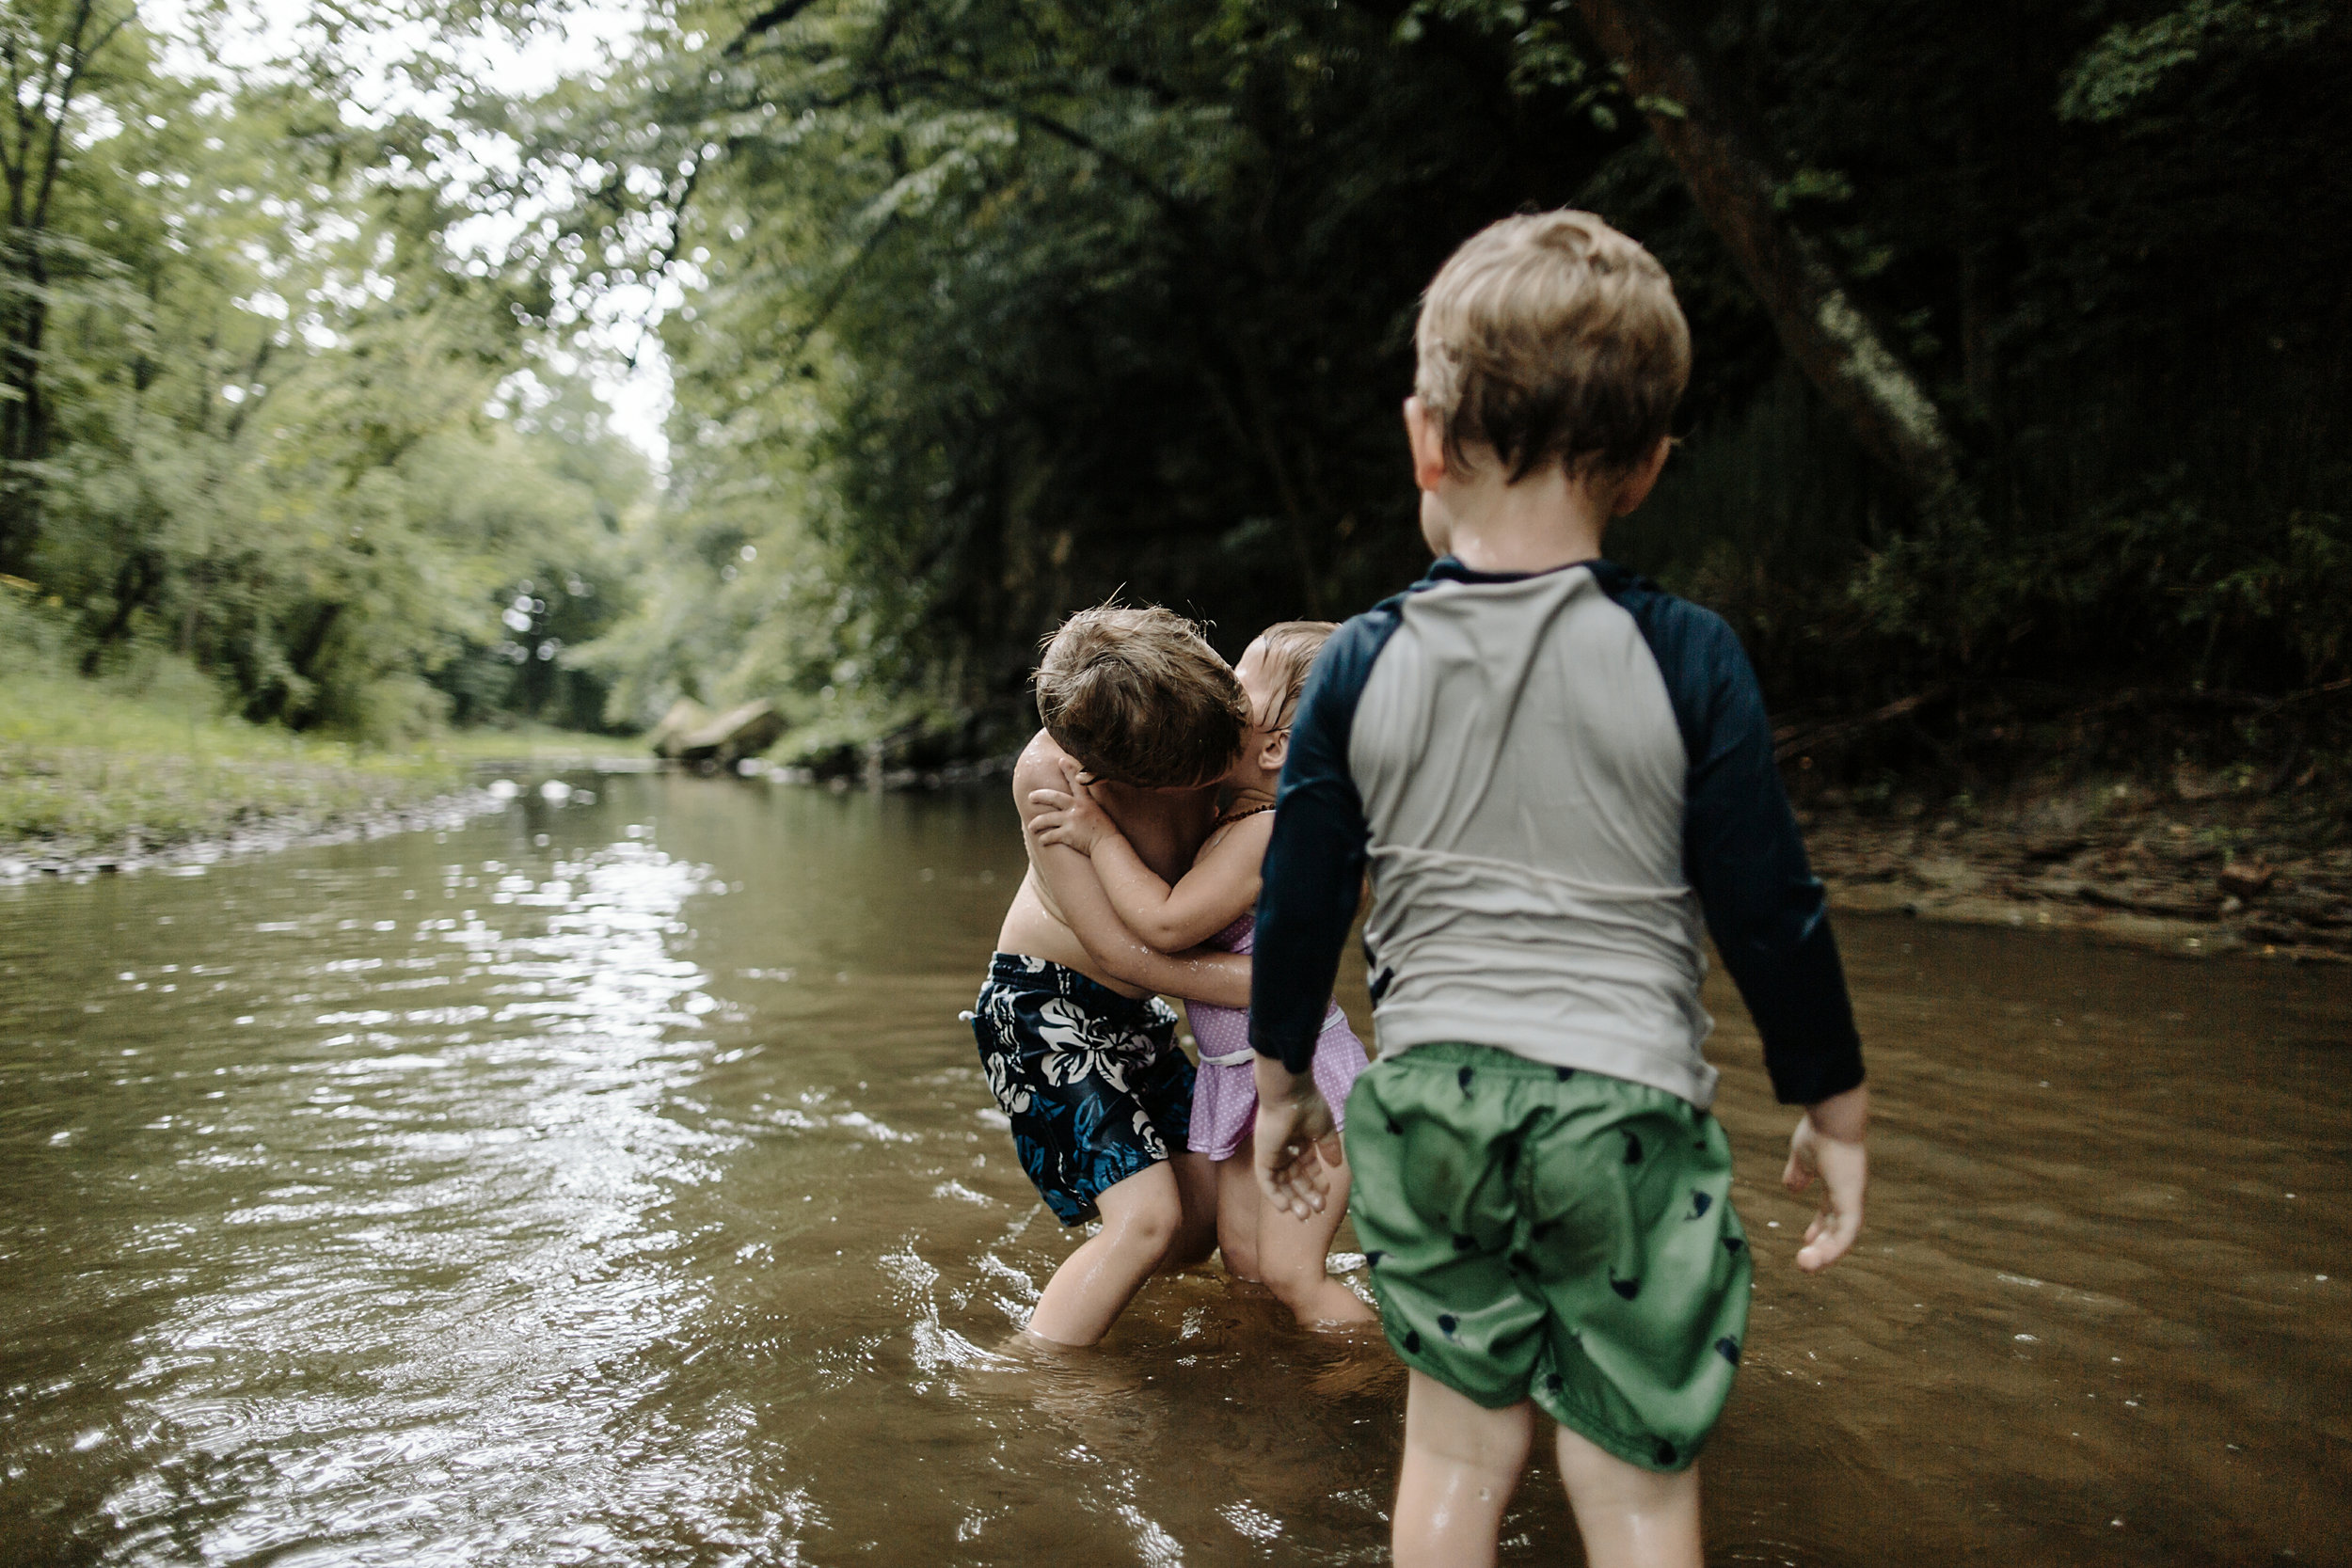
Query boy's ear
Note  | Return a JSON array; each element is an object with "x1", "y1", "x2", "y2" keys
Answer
[
  {"x1": 1610, "y1": 436, "x2": 1674, "y2": 516},
  {"x1": 1403, "y1": 396, "x2": 1450, "y2": 494},
  {"x1": 1261, "y1": 725, "x2": 1291, "y2": 775}
]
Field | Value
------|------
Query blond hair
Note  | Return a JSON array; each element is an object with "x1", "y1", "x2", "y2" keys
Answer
[
  {"x1": 1414, "y1": 209, "x2": 1691, "y2": 482},
  {"x1": 1035, "y1": 603, "x2": 1248, "y2": 787},
  {"x1": 1251, "y1": 620, "x2": 1336, "y2": 733}
]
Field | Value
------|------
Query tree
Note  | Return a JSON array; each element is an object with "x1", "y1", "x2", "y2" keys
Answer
[
  {"x1": 1569, "y1": 0, "x2": 1970, "y2": 531},
  {"x1": 0, "y1": 0, "x2": 141, "y2": 570},
  {"x1": 2, "y1": 0, "x2": 648, "y2": 738},
  {"x1": 498, "y1": 0, "x2": 2352, "y2": 762},
  {"x1": 540, "y1": 0, "x2": 1632, "y2": 748}
]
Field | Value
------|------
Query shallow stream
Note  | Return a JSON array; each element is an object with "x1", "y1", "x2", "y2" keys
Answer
[{"x1": 2, "y1": 773, "x2": 2346, "y2": 1564}]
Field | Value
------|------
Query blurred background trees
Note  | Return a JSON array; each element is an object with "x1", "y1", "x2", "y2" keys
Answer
[
  {"x1": 1, "y1": 0, "x2": 644, "y2": 740},
  {"x1": 8, "y1": 0, "x2": 2347, "y2": 780},
  {"x1": 548, "y1": 0, "x2": 2349, "y2": 778}
]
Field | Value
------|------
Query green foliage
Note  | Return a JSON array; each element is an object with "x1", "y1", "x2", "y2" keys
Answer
[
  {"x1": 542, "y1": 0, "x2": 2344, "y2": 756},
  {"x1": 543, "y1": 0, "x2": 1635, "y2": 754},
  {"x1": 15, "y1": 0, "x2": 2347, "y2": 779},
  {"x1": 0, "y1": 0, "x2": 648, "y2": 743},
  {"x1": 2058, "y1": 0, "x2": 2336, "y2": 124},
  {"x1": 0, "y1": 588, "x2": 468, "y2": 852},
  {"x1": 1665, "y1": 0, "x2": 2352, "y2": 700}
]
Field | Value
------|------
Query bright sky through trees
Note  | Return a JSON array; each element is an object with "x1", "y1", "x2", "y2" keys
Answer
[
  {"x1": 148, "y1": 0, "x2": 675, "y2": 464},
  {"x1": 5, "y1": 0, "x2": 2344, "y2": 779}
]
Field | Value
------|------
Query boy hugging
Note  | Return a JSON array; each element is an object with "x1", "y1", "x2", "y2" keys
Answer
[{"x1": 971, "y1": 607, "x2": 1240, "y2": 1347}]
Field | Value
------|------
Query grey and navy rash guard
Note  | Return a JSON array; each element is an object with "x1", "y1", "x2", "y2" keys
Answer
[{"x1": 1249, "y1": 556, "x2": 1862, "y2": 1110}]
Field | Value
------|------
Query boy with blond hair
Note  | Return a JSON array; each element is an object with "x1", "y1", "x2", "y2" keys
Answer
[
  {"x1": 1249, "y1": 211, "x2": 1871, "y2": 1567},
  {"x1": 972, "y1": 604, "x2": 1253, "y2": 1345}
]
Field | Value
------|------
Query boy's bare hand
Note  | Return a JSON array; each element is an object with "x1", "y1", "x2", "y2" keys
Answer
[
  {"x1": 1781, "y1": 1083, "x2": 1868, "y2": 1273},
  {"x1": 1252, "y1": 1057, "x2": 1343, "y2": 1219},
  {"x1": 1025, "y1": 760, "x2": 1118, "y2": 854}
]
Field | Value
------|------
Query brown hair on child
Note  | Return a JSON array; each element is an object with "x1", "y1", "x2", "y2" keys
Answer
[
  {"x1": 1035, "y1": 604, "x2": 1248, "y2": 788},
  {"x1": 1414, "y1": 209, "x2": 1691, "y2": 483}
]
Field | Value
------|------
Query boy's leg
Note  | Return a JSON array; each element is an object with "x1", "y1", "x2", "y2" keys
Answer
[
  {"x1": 1214, "y1": 1142, "x2": 1263, "y2": 1281},
  {"x1": 1253, "y1": 1155, "x2": 1375, "y2": 1325},
  {"x1": 1158, "y1": 1149, "x2": 1219, "y2": 1274},
  {"x1": 1026, "y1": 1163, "x2": 1182, "y2": 1346},
  {"x1": 1554, "y1": 1423, "x2": 1703, "y2": 1568},
  {"x1": 1392, "y1": 1370, "x2": 1533, "y2": 1568}
]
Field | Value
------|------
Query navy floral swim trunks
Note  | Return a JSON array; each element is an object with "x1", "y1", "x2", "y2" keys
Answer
[{"x1": 969, "y1": 952, "x2": 1196, "y2": 1225}]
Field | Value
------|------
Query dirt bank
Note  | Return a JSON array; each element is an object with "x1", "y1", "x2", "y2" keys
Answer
[
  {"x1": 1801, "y1": 778, "x2": 2351, "y2": 962},
  {"x1": 866, "y1": 749, "x2": 2352, "y2": 961}
]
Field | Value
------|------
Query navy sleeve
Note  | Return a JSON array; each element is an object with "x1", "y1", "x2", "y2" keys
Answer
[
  {"x1": 1597, "y1": 566, "x2": 1865, "y2": 1105},
  {"x1": 1249, "y1": 606, "x2": 1400, "y2": 1072}
]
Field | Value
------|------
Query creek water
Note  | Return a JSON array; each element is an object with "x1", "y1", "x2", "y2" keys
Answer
[{"x1": 1, "y1": 772, "x2": 2345, "y2": 1566}]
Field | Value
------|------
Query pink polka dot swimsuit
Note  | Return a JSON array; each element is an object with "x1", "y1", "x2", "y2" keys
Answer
[{"x1": 1184, "y1": 912, "x2": 1368, "y2": 1163}]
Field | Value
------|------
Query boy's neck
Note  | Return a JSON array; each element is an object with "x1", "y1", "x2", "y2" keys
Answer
[{"x1": 1425, "y1": 458, "x2": 1612, "y2": 577}]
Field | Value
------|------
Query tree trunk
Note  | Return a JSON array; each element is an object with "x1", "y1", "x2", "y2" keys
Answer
[
  {"x1": 0, "y1": 0, "x2": 135, "y2": 571},
  {"x1": 1573, "y1": 0, "x2": 1976, "y2": 531}
]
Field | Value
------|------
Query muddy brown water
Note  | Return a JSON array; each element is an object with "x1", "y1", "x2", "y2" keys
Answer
[{"x1": 1, "y1": 774, "x2": 2346, "y2": 1566}]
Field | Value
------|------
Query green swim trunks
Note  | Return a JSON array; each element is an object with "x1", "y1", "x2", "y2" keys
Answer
[{"x1": 1343, "y1": 1042, "x2": 1753, "y2": 1472}]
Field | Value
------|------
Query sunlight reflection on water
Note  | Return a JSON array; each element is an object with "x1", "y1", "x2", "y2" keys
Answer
[
  {"x1": 0, "y1": 822, "x2": 809, "y2": 1564},
  {"x1": 2, "y1": 774, "x2": 2347, "y2": 1566}
]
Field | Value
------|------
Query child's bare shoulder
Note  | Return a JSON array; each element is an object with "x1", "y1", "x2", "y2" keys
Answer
[
  {"x1": 1011, "y1": 730, "x2": 1070, "y2": 801},
  {"x1": 1201, "y1": 806, "x2": 1276, "y2": 861}
]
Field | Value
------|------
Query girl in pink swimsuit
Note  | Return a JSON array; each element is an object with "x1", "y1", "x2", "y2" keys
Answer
[
  {"x1": 1028, "y1": 622, "x2": 1374, "y2": 1326},
  {"x1": 1184, "y1": 909, "x2": 1366, "y2": 1166}
]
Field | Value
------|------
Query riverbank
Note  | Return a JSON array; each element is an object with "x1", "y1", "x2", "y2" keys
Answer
[
  {"x1": 0, "y1": 666, "x2": 635, "y2": 880},
  {"x1": 12, "y1": 659, "x2": 2345, "y2": 959},
  {"x1": 1800, "y1": 776, "x2": 2352, "y2": 961}
]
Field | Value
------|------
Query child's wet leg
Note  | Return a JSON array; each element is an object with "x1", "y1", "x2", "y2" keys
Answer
[
  {"x1": 1025, "y1": 1164, "x2": 1182, "y2": 1345},
  {"x1": 1391, "y1": 1370, "x2": 1532, "y2": 1568},
  {"x1": 1214, "y1": 1139, "x2": 1263, "y2": 1281},
  {"x1": 1553, "y1": 1420, "x2": 1702, "y2": 1568},
  {"x1": 1256, "y1": 1155, "x2": 1375, "y2": 1325},
  {"x1": 1158, "y1": 1150, "x2": 1219, "y2": 1273}
]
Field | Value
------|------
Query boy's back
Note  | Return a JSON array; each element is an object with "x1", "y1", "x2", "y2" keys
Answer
[
  {"x1": 1246, "y1": 209, "x2": 1868, "y2": 1568},
  {"x1": 1338, "y1": 562, "x2": 1705, "y2": 1096},
  {"x1": 1266, "y1": 556, "x2": 1860, "y2": 1112}
]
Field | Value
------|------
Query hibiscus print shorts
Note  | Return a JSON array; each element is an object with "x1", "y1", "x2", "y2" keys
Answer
[{"x1": 969, "y1": 952, "x2": 1196, "y2": 1225}]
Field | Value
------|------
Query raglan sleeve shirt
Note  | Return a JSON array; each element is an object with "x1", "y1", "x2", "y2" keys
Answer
[
  {"x1": 1250, "y1": 564, "x2": 1864, "y2": 1106},
  {"x1": 1611, "y1": 575, "x2": 1865, "y2": 1106},
  {"x1": 1247, "y1": 610, "x2": 1390, "y2": 1074}
]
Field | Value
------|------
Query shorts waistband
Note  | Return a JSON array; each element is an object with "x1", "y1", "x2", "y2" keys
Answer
[
  {"x1": 1391, "y1": 1040, "x2": 1597, "y2": 1076},
  {"x1": 983, "y1": 951, "x2": 1162, "y2": 1023}
]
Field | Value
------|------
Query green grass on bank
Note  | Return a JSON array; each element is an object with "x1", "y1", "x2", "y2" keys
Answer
[
  {"x1": 0, "y1": 651, "x2": 635, "y2": 859},
  {"x1": 417, "y1": 724, "x2": 648, "y2": 768}
]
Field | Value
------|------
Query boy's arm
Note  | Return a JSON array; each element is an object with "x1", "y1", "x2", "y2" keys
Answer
[
  {"x1": 1248, "y1": 613, "x2": 1394, "y2": 1216},
  {"x1": 1671, "y1": 612, "x2": 1864, "y2": 1106},
  {"x1": 1649, "y1": 598, "x2": 1867, "y2": 1269},
  {"x1": 1015, "y1": 752, "x2": 1253, "y2": 1007},
  {"x1": 1031, "y1": 762, "x2": 1270, "y2": 949},
  {"x1": 1250, "y1": 617, "x2": 1387, "y2": 1072}
]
